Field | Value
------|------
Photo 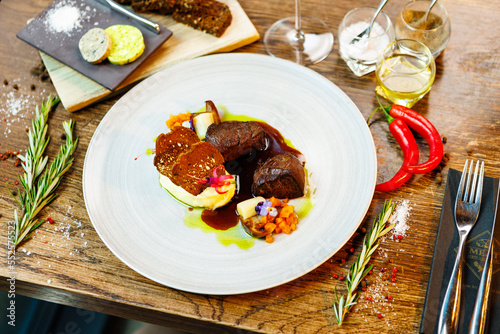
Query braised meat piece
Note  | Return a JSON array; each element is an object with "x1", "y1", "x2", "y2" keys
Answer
[
  {"x1": 252, "y1": 154, "x2": 305, "y2": 199},
  {"x1": 205, "y1": 121, "x2": 267, "y2": 161}
]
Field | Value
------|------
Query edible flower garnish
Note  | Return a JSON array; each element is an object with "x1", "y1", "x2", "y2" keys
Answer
[
  {"x1": 134, "y1": 148, "x2": 155, "y2": 160},
  {"x1": 255, "y1": 200, "x2": 278, "y2": 217},
  {"x1": 195, "y1": 165, "x2": 234, "y2": 194}
]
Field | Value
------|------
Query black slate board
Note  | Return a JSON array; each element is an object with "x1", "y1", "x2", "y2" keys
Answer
[{"x1": 16, "y1": 0, "x2": 172, "y2": 90}]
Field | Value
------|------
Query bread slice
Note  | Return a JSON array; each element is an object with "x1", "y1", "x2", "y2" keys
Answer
[
  {"x1": 78, "y1": 28, "x2": 112, "y2": 64},
  {"x1": 131, "y1": 0, "x2": 232, "y2": 37},
  {"x1": 172, "y1": 0, "x2": 232, "y2": 37},
  {"x1": 131, "y1": 0, "x2": 177, "y2": 13}
]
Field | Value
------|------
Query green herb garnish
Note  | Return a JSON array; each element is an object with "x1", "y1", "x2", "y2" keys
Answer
[
  {"x1": 333, "y1": 200, "x2": 396, "y2": 326},
  {"x1": 8, "y1": 95, "x2": 78, "y2": 253}
]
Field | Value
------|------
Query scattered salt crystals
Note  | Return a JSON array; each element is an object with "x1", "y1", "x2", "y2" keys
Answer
[
  {"x1": 84, "y1": 241, "x2": 88, "y2": 246},
  {"x1": 389, "y1": 200, "x2": 412, "y2": 239},
  {"x1": 47, "y1": 279, "x2": 51, "y2": 284},
  {"x1": 3, "y1": 91, "x2": 30, "y2": 116},
  {"x1": 1, "y1": 88, "x2": 48, "y2": 138},
  {"x1": 27, "y1": 251, "x2": 31, "y2": 256},
  {"x1": 43, "y1": 0, "x2": 95, "y2": 36},
  {"x1": 46, "y1": 2, "x2": 81, "y2": 34}
]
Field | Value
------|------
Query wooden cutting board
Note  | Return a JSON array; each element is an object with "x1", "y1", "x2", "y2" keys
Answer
[{"x1": 40, "y1": 0, "x2": 259, "y2": 112}]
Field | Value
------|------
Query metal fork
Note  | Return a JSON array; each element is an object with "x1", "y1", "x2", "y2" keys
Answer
[{"x1": 438, "y1": 160, "x2": 485, "y2": 334}]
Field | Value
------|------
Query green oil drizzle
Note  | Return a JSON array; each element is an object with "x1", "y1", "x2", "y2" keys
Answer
[{"x1": 183, "y1": 209, "x2": 255, "y2": 250}]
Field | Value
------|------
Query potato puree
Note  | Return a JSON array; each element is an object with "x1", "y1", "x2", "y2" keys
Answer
[{"x1": 159, "y1": 174, "x2": 236, "y2": 210}]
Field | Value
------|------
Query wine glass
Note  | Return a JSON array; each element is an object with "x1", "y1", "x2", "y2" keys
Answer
[{"x1": 263, "y1": 0, "x2": 334, "y2": 65}]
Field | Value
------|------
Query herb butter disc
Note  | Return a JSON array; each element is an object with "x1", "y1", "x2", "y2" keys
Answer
[
  {"x1": 105, "y1": 25, "x2": 145, "y2": 65},
  {"x1": 78, "y1": 28, "x2": 112, "y2": 64}
]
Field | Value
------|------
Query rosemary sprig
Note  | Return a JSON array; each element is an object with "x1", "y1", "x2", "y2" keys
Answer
[
  {"x1": 333, "y1": 200, "x2": 396, "y2": 326},
  {"x1": 8, "y1": 95, "x2": 78, "y2": 252}
]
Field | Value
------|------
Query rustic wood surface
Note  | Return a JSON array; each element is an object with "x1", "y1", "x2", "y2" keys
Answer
[{"x1": 1, "y1": 0, "x2": 499, "y2": 333}]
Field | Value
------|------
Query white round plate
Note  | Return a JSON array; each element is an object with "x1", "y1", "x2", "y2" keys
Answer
[{"x1": 83, "y1": 53, "x2": 376, "y2": 295}]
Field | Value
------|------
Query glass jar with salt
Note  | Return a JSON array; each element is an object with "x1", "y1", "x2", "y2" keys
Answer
[{"x1": 338, "y1": 7, "x2": 395, "y2": 77}]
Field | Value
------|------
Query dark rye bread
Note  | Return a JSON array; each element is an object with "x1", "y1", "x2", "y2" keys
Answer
[
  {"x1": 252, "y1": 154, "x2": 305, "y2": 199},
  {"x1": 172, "y1": 0, "x2": 232, "y2": 37},
  {"x1": 171, "y1": 141, "x2": 225, "y2": 195},
  {"x1": 130, "y1": 0, "x2": 232, "y2": 37},
  {"x1": 130, "y1": 0, "x2": 176, "y2": 13}
]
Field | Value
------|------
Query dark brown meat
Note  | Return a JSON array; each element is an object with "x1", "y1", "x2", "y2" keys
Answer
[
  {"x1": 205, "y1": 121, "x2": 267, "y2": 161},
  {"x1": 251, "y1": 154, "x2": 305, "y2": 199}
]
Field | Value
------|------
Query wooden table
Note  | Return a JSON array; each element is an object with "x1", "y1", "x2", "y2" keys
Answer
[{"x1": 1, "y1": 0, "x2": 499, "y2": 333}]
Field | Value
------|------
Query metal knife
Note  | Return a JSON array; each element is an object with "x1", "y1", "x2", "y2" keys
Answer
[
  {"x1": 95, "y1": 0, "x2": 161, "y2": 34},
  {"x1": 469, "y1": 184, "x2": 500, "y2": 334}
]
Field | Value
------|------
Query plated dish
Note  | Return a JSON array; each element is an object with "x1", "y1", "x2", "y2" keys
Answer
[{"x1": 82, "y1": 53, "x2": 377, "y2": 295}]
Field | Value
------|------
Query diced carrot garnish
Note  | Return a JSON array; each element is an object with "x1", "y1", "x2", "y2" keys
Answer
[
  {"x1": 166, "y1": 112, "x2": 191, "y2": 129},
  {"x1": 279, "y1": 205, "x2": 295, "y2": 218},
  {"x1": 265, "y1": 234, "x2": 274, "y2": 243},
  {"x1": 269, "y1": 197, "x2": 282, "y2": 207},
  {"x1": 264, "y1": 223, "x2": 276, "y2": 233}
]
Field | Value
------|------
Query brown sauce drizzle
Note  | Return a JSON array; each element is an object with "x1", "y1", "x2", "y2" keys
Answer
[{"x1": 200, "y1": 122, "x2": 304, "y2": 230}]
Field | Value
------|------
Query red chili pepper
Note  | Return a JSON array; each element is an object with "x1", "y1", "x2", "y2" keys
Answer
[
  {"x1": 375, "y1": 117, "x2": 419, "y2": 192},
  {"x1": 388, "y1": 105, "x2": 443, "y2": 174}
]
